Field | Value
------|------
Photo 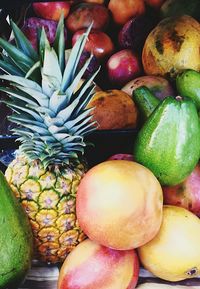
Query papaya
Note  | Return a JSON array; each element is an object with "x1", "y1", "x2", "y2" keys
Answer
[
  {"x1": 0, "y1": 171, "x2": 33, "y2": 288},
  {"x1": 176, "y1": 69, "x2": 200, "y2": 110},
  {"x1": 134, "y1": 96, "x2": 200, "y2": 186},
  {"x1": 160, "y1": 0, "x2": 200, "y2": 22},
  {"x1": 142, "y1": 15, "x2": 200, "y2": 78}
]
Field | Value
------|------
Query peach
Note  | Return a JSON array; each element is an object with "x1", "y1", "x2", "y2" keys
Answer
[
  {"x1": 32, "y1": 2, "x2": 71, "y2": 21},
  {"x1": 58, "y1": 239, "x2": 139, "y2": 289},
  {"x1": 108, "y1": 0, "x2": 145, "y2": 26},
  {"x1": 76, "y1": 160, "x2": 163, "y2": 250}
]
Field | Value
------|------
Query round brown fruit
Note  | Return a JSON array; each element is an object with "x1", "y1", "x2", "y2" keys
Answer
[
  {"x1": 58, "y1": 238, "x2": 139, "y2": 289},
  {"x1": 87, "y1": 89, "x2": 139, "y2": 130},
  {"x1": 76, "y1": 160, "x2": 163, "y2": 250}
]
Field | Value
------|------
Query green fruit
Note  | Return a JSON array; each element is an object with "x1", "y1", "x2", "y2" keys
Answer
[
  {"x1": 134, "y1": 96, "x2": 200, "y2": 186},
  {"x1": 0, "y1": 171, "x2": 33, "y2": 288},
  {"x1": 176, "y1": 69, "x2": 200, "y2": 110},
  {"x1": 160, "y1": 0, "x2": 200, "y2": 22},
  {"x1": 132, "y1": 86, "x2": 160, "y2": 121}
]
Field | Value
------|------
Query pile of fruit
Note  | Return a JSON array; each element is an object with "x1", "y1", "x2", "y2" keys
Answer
[{"x1": 0, "y1": 0, "x2": 200, "y2": 288}]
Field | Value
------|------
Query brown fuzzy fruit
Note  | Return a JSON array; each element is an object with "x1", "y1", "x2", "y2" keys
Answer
[
  {"x1": 87, "y1": 89, "x2": 138, "y2": 129},
  {"x1": 142, "y1": 15, "x2": 200, "y2": 78}
]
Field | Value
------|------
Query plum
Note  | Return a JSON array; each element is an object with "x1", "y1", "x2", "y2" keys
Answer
[
  {"x1": 118, "y1": 14, "x2": 159, "y2": 52},
  {"x1": 78, "y1": 50, "x2": 100, "y2": 79},
  {"x1": 22, "y1": 17, "x2": 67, "y2": 50}
]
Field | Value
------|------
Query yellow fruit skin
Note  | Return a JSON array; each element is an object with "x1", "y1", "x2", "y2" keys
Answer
[
  {"x1": 138, "y1": 205, "x2": 200, "y2": 281},
  {"x1": 142, "y1": 15, "x2": 200, "y2": 77}
]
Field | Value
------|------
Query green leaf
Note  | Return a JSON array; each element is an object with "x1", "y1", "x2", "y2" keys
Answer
[
  {"x1": 61, "y1": 24, "x2": 92, "y2": 92},
  {"x1": 0, "y1": 37, "x2": 35, "y2": 73},
  {"x1": 39, "y1": 28, "x2": 50, "y2": 65},
  {"x1": 10, "y1": 20, "x2": 38, "y2": 62},
  {"x1": 0, "y1": 75, "x2": 42, "y2": 92},
  {"x1": 53, "y1": 14, "x2": 65, "y2": 74},
  {"x1": 0, "y1": 59, "x2": 24, "y2": 76}
]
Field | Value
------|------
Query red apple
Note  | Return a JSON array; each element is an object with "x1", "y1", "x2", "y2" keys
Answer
[
  {"x1": 58, "y1": 239, "x2": 139, "y2": 289},
  {"x1": 65, "y1": 3, "x2": 110, "y2": 33},
  {"x1": 22, "y1": 17, "x2": 67, "y2": 50},
  {"x1": 72, "y1": 29, "x2": 114, "y2": 60},
  {"x1": 107, "y1": 49, "x2": 142, "y2": 87},
  {"x1": 32, "y1": 2, "x2": 71, "y2": 21},
  {"x1": 163, "y1": 163, "x2": 200, "y2": 217}
]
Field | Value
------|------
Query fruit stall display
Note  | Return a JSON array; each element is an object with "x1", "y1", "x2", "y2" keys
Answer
[{"x1": 0, "y1": 0, "x2": 200, "y2": 289}]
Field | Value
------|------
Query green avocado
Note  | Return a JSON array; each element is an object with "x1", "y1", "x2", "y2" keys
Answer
[
  {"x1": 176, "y1": 69, "x2": 200, "y2": 110},
  {"x1": 0, "y1": 171, "x2": 33, "y2": 288},
  {"x1": 134, "y1": 96, "x2": 200, "y2": 186},
  {"x1": 132, "y1": 86, "x2": 160, "y2": 121}
]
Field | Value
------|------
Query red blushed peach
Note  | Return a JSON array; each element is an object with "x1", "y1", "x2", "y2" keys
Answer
[
  {"x1": 32, "y1": 2, "x2": 71, "y2": 21},
  {"x1": 76, "y1": 160, "x2": 163, "y2": 250},
  {"x1": 58, "y1": 239, "x2": 139, "y2": 289}
]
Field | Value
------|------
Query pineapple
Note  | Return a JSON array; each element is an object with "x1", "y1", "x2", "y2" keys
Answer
[{"x1": 0, "y1": 17, "x2": 99, "y2": 263}]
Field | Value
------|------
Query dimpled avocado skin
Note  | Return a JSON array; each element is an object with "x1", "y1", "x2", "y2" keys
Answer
[
  {"x1": 134, "y1": 96, "x2": 200, "y2": 186},
  {"x1": 0, "y1": 171, "x2": 33, "y2": 288}
]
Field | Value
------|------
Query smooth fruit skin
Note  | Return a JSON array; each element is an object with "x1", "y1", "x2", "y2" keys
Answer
[
  {"x1": 72, "y1": 29, "x2": 114, "y2": 60},
  {"x1": 33, "y1": 2, "x2": 71, "y2": 21},
  {"x1": 163, "y1": 163, "x2": 200, "y2": 217},
  {"x1": 76, "y1": 160, "x2": 163, "y2": 250},
  {"x1": 176, "y1": 69, "x2": 200, "y2": 110},
  {"x1": 58, "y1": 238, "x2": 139, "y2": 289},
  {"x1": 108, "y1": 0, "x2": 145, "y2": 25},
  {"x1": 134, "y1": 96, "x2": 200, "y2": 186},
  {"x1": 138, "y1": 205, "x2": 200, "y2": 281},
  {"x1": 107, "y1": 49, "x2": 142, "y2": 87},
  {"x1": 122, "y1": 75, "x2": 174, "y2": 100},
  {"x1": 65, "y1": 3, "x2": 110, "y2": 33}
]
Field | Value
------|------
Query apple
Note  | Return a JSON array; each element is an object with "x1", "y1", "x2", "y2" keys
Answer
[
  {"x1": 163, "y1": 163, "x2": 200, "y2": 217},
  {"x1": 108, "y1": 0, "x2": 145, "y2": 26},
  {"x1": 106, "y1": 49, "x2": 142, "y2": 87},
  {"x1": 65, "y1": 3, "x2": 110, "y2": 33},
  {"x1": 72, "y1": 29, "x2": 114, "y2": 60},
  {"x1": 58, "y1": 239, "x2": 139, "y2": 289},
  {"x1": 22, "y1": 17, "x2": 67, "y2": 50},
  {"x1": 32, "y1": 2, "x2": 71, "y2": 21}
]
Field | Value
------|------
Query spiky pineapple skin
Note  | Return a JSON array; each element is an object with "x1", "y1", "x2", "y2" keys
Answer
[{"x1": 5, "y1": 154, "x2": 87, "y2": 264}]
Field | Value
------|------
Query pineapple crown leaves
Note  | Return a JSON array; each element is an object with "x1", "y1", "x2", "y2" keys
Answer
[{"x1": 0, "y1": 16, "x2": 100, "y2": 168}]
